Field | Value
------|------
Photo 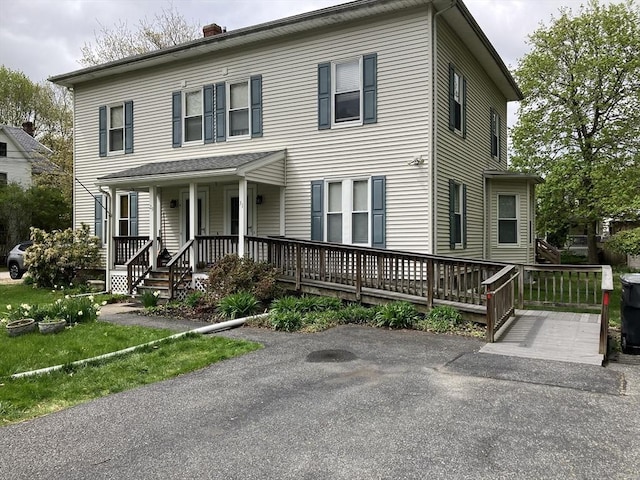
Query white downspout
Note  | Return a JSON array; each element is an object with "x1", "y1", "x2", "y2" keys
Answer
[
  {"x1": 238, "y1": 177, "x2": 247, "y2": 256},
  {"x1": 99, "y1": 186, "x2": 112, "y2": 291},
  {"x1": 431, "y1": 0, "x2": 457, "y2": 255}
]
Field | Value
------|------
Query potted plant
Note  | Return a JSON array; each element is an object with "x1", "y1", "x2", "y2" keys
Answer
[
  {"x1": 38, "y1": 316, "x2": 67, "y2": 334},
  {"x1": 6, "y1": 318, "x2": 37, "y2": 337}
]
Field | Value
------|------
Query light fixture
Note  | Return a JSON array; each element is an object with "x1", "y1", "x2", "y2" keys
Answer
[
  {"x1": 169, "y1": 199, "x2": 178, "y2": 208},
  {"x1": 256, "y1": 195, "x2": 263, "y2": 205},
  {"x1": 408, "y1": 155, "x2": 425, "y2": 166}
]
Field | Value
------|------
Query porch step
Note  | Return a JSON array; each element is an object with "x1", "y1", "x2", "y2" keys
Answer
[{"x1": 136, "y1": 269, "x2": 191, "y2": 300}]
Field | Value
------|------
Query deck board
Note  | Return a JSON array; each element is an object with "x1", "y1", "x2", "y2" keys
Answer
[{"x1": 480, "y1": 309, "x2": 603, "y2": 366}]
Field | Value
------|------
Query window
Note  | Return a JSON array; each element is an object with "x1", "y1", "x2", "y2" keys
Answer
[
  {"x1": 0, "y1": 142, "x2": 6, "y2": 156},
  {"x1": 184, "y1": 90, "x2": 203, "y2": 142},
  {"x1": 109, "y1": 105, "x2": 124, "y2": 152},
  {"x1": 117, "y1": 192, "x2": 138, "y2": 237},
  {"x1": 491, "y1": 108, "x2": 501, "y2": 158},
  {"x1": 318, "y1": 54, "x2": 377, "y2": 129},
  {"x1": 0, "y1": 172, "x2": 7, "y2": 186},
  {"x1": 99, "y1": 101, "x2": 133, "y2": 156},
  {"x1": 311, "y1": 177, "x2": 385, "y2": 248},
  {"x1": 498, "y1": 194, "x2": 518, "y2": 244},
  {"x1": 449, "y1": 180, "x2": 467, "y2": 249},
  {"x1": 448, "y1": 64, "x2": 466, "y2": 135},
  {"x1": 228, "y1": 81, "x2": 250, "y2": 137}
]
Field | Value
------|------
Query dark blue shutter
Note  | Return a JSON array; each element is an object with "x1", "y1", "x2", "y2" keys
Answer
[
  {"x1": 124, "y1": 101, "x2": 133, "y2": 154},
  {"x1": 99, "y1": 106, "x2": 107, "y2": 157},
  {"x1": 371, "y1": 176, "x2": 386, "y2": 249},
  {"x1": 204, "y1": 84, "x2": 214, "y2": 144},
  {"x1": 317, "y1": 63, "x2": 331, "y2": 130},
  {"x1": 363, "y1": 53, "x2": 377, "y2": 124},
  {"x1": 490, "y1": 107, "x2": 495, "y2": 156},
  {"x1": 448, "y1": 64, "x2": 455, "y2": 132},
  {"x1": 462, "y1": 77, "x2": 467, "y2": 138},
  {"x1": 129, "y1": 192, "x2": 138, "y2": 236},
  {"x1": 311, "y1": 180, "x2": 324, "y2": 241},
  {"x1": 449, "y1": 179, "x2": 456, "y2": 249},
  {"x1": 94, "y1": 195, "x2": 103, "y2": 242},
  {"x1": 215, "y1": 82, "x2": 226, "y2": 142},
  {"x1": 497, "y1": 114, "x2": 501, "y2": 160},
  {"x1": 172, "y1": 91, "x2": 182, "y2": 148},
  {"x1": 250, "y1": 75, "x2": 263, "y2": 138},
  {"x1": 462, "y1": 184, "x2": 467, "y2": 249}
]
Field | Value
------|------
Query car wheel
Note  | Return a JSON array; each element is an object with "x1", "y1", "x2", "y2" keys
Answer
[{"x1": 8, "y1": 262, "x2": 24, "y2": 280}]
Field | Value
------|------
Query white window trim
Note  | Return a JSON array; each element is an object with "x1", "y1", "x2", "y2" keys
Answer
[
  {"x1": 452, "y1": 70, "x2": 465, "y2": 136},
  {"x1": 453, "y1": 182, "x2": 464, "y2": 248},
  {"x1": 324, "y1": 177, "x2": 371, "y2": 246},
  {"x1": 183, "y1": 88, "x2": 204, "y2": 145},
  {"x1": 107, "y1": 103, "x2": 124, "y2": 155},
  {"x1": 497, "y1": 193, "x2": 520, "y2": 247},
  {"x1": 226, "y1": 79, "x2": 251, "y2": 141},
  {"x1": 116, "y1": 192, "x2": 131, "y2": 237},
  {"x1": 492, "y1": 110, "x2": 501, "y2": 159},
  {"x1": 331, "y1": 56, "x2": 363, "y2": 129}
]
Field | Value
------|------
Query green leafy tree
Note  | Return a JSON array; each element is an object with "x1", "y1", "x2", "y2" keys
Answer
[
  {"x1": 511, "y1": 0, "x2": 640, "y2": 263},
  {"x1": 79, "y1": 5, "x2": 201, "y2": 66}
]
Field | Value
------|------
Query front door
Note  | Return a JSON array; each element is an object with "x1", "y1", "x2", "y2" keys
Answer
[
  {"x1": 225, "y1": 185, "x2": 256, "y2": 235},
  {"x1": 180, "y1": 190, "x2": 208, "y2": 243}
]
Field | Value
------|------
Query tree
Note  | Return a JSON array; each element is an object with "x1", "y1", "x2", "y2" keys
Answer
[
  {"x1": 0, "y1": 65, "x2": 44, "y2": 128},
  {"x1": 79, "y1": 4, "x2": 201, "y2": 66},
  {"x1": 511, "y1": 0, "x2": 640, "y2": 263}
]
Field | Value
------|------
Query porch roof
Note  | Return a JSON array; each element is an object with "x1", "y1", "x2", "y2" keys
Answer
[
  {"x1": 483, "y1": 170, "x2": 543, "y2": 184},
  {"x1": 97, "y1": 150, "x2": 286, "y2": 187}
]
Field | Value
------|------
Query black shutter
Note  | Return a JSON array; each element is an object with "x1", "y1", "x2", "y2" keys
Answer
[
  {"x1": 490, "y1": 107, "x2": 496, "y2": 156},
  {"x1": 462, "y1": 77, "x2": 467, "y2": 138},
  {"x1": 371, "y1": 176, "x2": 386, "y2": 248},
  {"x1": 317, "y1": 63, "x2": 331, "y2": 130},
  {"x1": 462, "y1": 184, "x2": 468, "y2": 249},
  {"x1": 172, "y1": 91, "x2": 182, "y2": 148},
  {"x1": 215, "y1": 82, "x2": 226, "y2": 142},
  {"x1": 204, "y1": 84, "x2": 214, "y2": 144},
  {"x1": 124, "y1": 101, "x2": 134, "y2": 154},
  {"x1": 98, "y1": 106, "x2": 107, "y2": 157},
  {"x1": 311, "y1": 180, "x2": 324, "y2": 241},
  {"x1": 449, "y1": 179, "x2": 456, "y2": 249},
  {"x1": 250, "y1": 75, "x2": 263, "y2": 137},
  {"x1": 448, "y1": 64, "x2": 455, "y2": 132},
  {"x1": 363, "y1": 53, "x2": 377, "y2": 124}
]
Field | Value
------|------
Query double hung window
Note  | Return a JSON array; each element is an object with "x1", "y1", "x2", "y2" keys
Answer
[
  {"x1": 326, "y1": 179, "x2": 370, "y2": 245},
  {"x1": 99, "y1": 101, "x2": 133, "y2": 156},
  {"x1": 0, "y1": 142, "x2": 7, "y2": 156},
  {"x1": 498, "y1": 195, "x2": 518, "y2": 244},
  {"x1": 491, "y1": 108, "x2": 501, "y2": 158},
  {"x1": 184, "y1": 90, "x2": 203, "y2": 143},
  {"x1": 108, "y1": 105, "x2": 124, "y2": 152},
  {"x1": 228, "y1": 81, "x2": 250, "y2": 137},
  {"x1": 448, "y1": 64, "x2": 467, "y2": 136},
  {"x1": 449, "y1": 180, "x2": 467, "y2": 249},
  {"x1": 334, "y1": 58, "x2": 362, "y2": 124}
]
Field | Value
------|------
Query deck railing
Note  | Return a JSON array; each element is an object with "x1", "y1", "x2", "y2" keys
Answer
[
  {"x1": 536, "y1": 238, "x2": 561, "y2": 264},
  {"x1": 114, "y1": 236, "x2": 150, "y2": 265},
  {"x1": 125, "y1": 240, "x2": 153, "y2": 294},
  {"x1": 195, "y1": 235, "x2": 239, "y2": 267},
  {"x1": 483, "y1": 266, "x2": 518, "y2": 342},
  {"x1": 167, "y1": 239, "x2": 193, "y2": 299}
]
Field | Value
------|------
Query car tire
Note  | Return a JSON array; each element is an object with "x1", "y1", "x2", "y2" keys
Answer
[{"x1": 8, "y1": 262, "x2": 24, "y2": 280}]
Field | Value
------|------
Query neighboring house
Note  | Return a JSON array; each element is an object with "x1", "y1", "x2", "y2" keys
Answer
[
  {"x1": 0, "y1": 122, "x2": 56, "y2": 187},
  {"x1": 50, "y1": 0, "x2": 540, "y2": 294}
]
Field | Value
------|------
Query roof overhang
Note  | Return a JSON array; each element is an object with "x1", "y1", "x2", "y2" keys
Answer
[
  {"x1": 97, "y1": 150, "x2": 286, "y2": 188},
  {"x1": 484, "y1": 170, "x2": 543, "y2": 184},
  {"x1": 49, "y1": 0, "x2": 520, "y2": 101}
]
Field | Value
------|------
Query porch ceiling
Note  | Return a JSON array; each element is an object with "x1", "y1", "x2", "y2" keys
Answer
[
  {"x1": 483, "y1": 170, "x2": 543, "y2": 184},
  {"x1": 97, "y1": 150, "x2": 286, "y2": 188}
]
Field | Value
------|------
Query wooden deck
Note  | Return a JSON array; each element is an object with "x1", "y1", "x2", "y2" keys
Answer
[{"x1": 480, "y1": 310, "x2": 604, "y2": 366}]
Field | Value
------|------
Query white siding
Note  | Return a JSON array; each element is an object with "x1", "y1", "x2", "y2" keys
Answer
[
  {"x1": 0, "y1": 131, "x2": 32, "y2": 187},
  {"x1": 73, "y1": 8, "x2": 435, "y2": 256}
]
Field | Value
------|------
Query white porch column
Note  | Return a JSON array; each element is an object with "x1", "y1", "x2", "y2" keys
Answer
[
  {"x1": 280, "y1": 186, "x2": 286, "y2": 236},
  {"x1": 189, "y1": 182, "x2": 197, "y2": 272},
  {"x1": 107, "y1": 187, "x2": 117, "y2": 290},
  {"x1": 238, "y1": 178, "x2": 247, "y2": 257},
  {"x1": 149, "y1": 185, "x2": 158, "y2": 270}
]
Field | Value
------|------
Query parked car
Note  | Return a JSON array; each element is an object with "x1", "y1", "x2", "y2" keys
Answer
[{"x1": 7, "y1": 241, "x2": 33, "y2": 279}]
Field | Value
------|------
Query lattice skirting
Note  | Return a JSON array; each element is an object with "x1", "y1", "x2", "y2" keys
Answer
[
  {"x1": 193, "y1": 274, "x2": 208, "y2": 293},
  {"x1": 111, "y1": 272, "x2": 129, "y2": 295}
]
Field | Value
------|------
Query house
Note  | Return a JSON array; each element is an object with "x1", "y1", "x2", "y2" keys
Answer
[
  {"x1": 0, "y1": 122, "x2": 56, "y2": 187},
  {"x1": 50, "y1": 0, "x2": 541, "y2": 295}
]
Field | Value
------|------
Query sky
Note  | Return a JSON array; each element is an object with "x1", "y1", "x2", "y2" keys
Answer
[{"x1": 0, "y1": 0, "x2": 598, "y2": 128}]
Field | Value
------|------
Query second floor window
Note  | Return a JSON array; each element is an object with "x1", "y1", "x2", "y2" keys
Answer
[
  {"x1": 228, "y1": 81, "x2": 250, "y2": 137},
  {"x1": 99, "y1": 101, "x2": 133, "y2": 156},
  {"x1": 184, "y1": 90, "x2": 203, "y2": 143},
  {"x1": 491, "y1": 108, "x2": 501, "y2": 158},
  {"x1": 448, "y1": 64, "x2": 467, "y2": 136},
  {"x1": 334, "y1": 58, "x2": 362, "y2": 124},
  {"x1": 109, "y1": 105, "x2": 124, "y2": 152},
  {"x1": 0, "y1": 142, "x2": 6, "y2": 157}
]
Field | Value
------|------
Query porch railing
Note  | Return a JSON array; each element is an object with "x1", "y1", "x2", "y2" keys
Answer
[
  {"x1": 167, "y1": 239, "x2": 193, "y2": 299},
  {"x1": 114, "y1": 236, "x2": 150, "y2": 265},
  {"x1": 195, "y1": 235, "x2": 239, "y2": 267},
  {"x1": 536, "y1": 238, "x2": 561, "y2": 264},
  {"x1": 483, "y1": 266, "x2": 518, "y2": 342},
  {"x1": 599, "y1": 265, "x2": 613, "y2": 356},
  {"x1": 125, "y1": 240, "x2": 153, "y2": 294}
]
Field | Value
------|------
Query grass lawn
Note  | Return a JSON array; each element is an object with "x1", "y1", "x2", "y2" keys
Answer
[{"x1": 0, "y1": 283, "x2": 67, "y2": 311}]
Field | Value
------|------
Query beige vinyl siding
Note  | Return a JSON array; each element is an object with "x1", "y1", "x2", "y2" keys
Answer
[
  {"x1": 245, "y1": 159, "x2": 285, "y2": 185},
  {"x1": 487, "y1": 180, "x2": 532, "y2": 264},
  {"x1": 0, "y1": 131, "x2": 32, "y2": 186},
  {"x1": 434, "y1": 20, "x2": 509, "y2": 259},
  {"x1": 73, "y1": 7, "x2": 434, "y2": 257},
  {"x1": 256, "y1": 184, "x2": 282, "y2": 236}
]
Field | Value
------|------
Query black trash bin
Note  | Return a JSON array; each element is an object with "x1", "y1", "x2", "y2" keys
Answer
[{"x1": 621, "y1": 273, "x2": 640, "y2": 354}]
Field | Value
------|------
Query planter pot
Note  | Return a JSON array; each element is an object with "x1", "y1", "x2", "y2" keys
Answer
[
  {"x1": 38, "y1": 319, "x2": 67, "y2": 335},
  {"x1": 6, "y1": 318, "x2": 36, "y2": 337}
]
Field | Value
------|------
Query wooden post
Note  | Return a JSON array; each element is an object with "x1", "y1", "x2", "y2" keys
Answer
[
  {"x1": 355, "y1": 252, "x2": 362, "y2": 301},
  {"x1": 486, "y1": 291, "x2": 495, "y2": 342},
  {"x1": 518, "y1": 264, "x2": 525, "y2": 309},
  {"x1": 295, "y1": 243, "x2": 302, "y2": 291},
  {"x1": 427, "y1": 259, "x2": 434, "y2": 308}
]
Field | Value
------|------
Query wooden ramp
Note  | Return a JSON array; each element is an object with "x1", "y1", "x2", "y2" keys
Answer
[{"x1": 480, "y1": 310, "x2": 604, "y2": 366}]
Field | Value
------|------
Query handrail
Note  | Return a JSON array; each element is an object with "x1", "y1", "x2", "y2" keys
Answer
[
  {"x1": 599, "y1": 265, "x2": 613, "y2": 357},
  {"x1": 168, "y1": 239, "x2": 194, "y2": 299},
  {"x1": 125, "y1": 240, "x2": 153, "y2": 294},
  {"x1": 536, "y1": 238, "x2": 561, "y2": 264},
  {"x1": 482, "y1": 265, "x2": 518, "y2": 342},
  {"x1": 114, "y1": 236, "x2": 150, "y2": 265}
]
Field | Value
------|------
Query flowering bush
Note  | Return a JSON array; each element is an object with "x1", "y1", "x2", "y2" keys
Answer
[
  {"x1": 25, "y1": 224, "x2": 102, "y2": 288},
  {"x1": 140, "y1": 290, "x2": 161, "y2": 308},
  {"x1": 2, "y1": 295, "x2": 104, "y2": 325}
]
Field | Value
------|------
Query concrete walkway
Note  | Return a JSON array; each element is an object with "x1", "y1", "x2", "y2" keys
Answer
[{"x1": 480, "y1": 309, "x2": 603, "y2": 366}]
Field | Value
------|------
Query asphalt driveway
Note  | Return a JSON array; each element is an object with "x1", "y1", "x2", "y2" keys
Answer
[{"x1": 2, "y1": 324, "x2": 639, "y2": 479}]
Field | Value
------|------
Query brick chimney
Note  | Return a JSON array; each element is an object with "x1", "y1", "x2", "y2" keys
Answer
[
  {"x1": 203, "y1": 23, "x2": 223, "y2": 37},
  {"x1": 22, "y1": 121, "x2": 34, "y2": 137}
]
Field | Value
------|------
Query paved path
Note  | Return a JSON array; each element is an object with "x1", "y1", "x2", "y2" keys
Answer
[{"x1": 480, "y1": 309, "x2": 603, "y2": 365}]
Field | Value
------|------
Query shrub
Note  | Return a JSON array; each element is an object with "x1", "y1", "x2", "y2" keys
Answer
[
  {"x1": 374, "y1": 301, "x2": 419, "y2": 329},
  {"x1": 140, "y1": 290, "x2": 161, "y2": 309},
  {"x1": 269, "y1": 310, "x2": 303, "y2": 332},
  {"x1": 25, "y1": 225, "x2": 102, "y2": 288},
  {"x1": 302, "y1": 310, "x2": 339, "y2": 332},
  {"x1": 183, "y1": 290, "x2": 204, "y2": 308},
  {"x1": 607, "y1": 228, "x2": 640, "y2": 256},
  {"x1": 207, "y1": 254, "x2": 282, "y2": 303},
  {"x1": 417, "y1": 306, "x2": 462, "y2": 333},
  {"x1": 336, "y1": 304, "x2": 378, "y2": 325},
  {"x1": 218, "y1": 292, "x2": 259, "y2": 319},
  {"x1": 270, "y1": 295, "x2": 341, "y2": 315}
]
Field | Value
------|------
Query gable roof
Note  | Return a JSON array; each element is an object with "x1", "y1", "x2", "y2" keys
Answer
[
  {"x1": 49, "y1": 0, "x2": 521, "y2": 101},
  {"x1": 0, "y1": 125, "x2": 58, "y2": 175}
]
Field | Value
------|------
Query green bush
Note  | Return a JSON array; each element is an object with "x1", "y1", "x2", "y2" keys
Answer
[
  {"x1": 207, "y1": 254, "x2": 282, "y2": 303},
  {"x1": 607, "y1": 228, "x2": 640, "y2": 256},
  {"x1": 335, "y1": 304, "x2": 378, "y2": 325},
  {"x1": 417, "y1": 306, "x2": 462, "y2": 333},
  {"x1": 183, "y1": 291, "x2": 204, "y2": 308},
  {"x1": 218, "y1": 292, "x2": 259, "y2": 319},
  {"x1": 270, "y1": 295, "x2": 341, "y2": 314},
  {"x1": 269, "y1": 310, "x2": 303, "y2": 331},
  {"x1": 302, "y1": 310, "x2": 339, "y2": 332},
  {"x1": 2, "y1": 295, "x2": 103, "y2": 325},
  {"x1": 140, "y1": 290, "x2": 161, "y2": 309},
  {"x1": 374, "y1": 301, "x2": 419, "y2": 329},
  {"x1": 25, "y1": 225, "x2": 102, "y2": 288}
]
